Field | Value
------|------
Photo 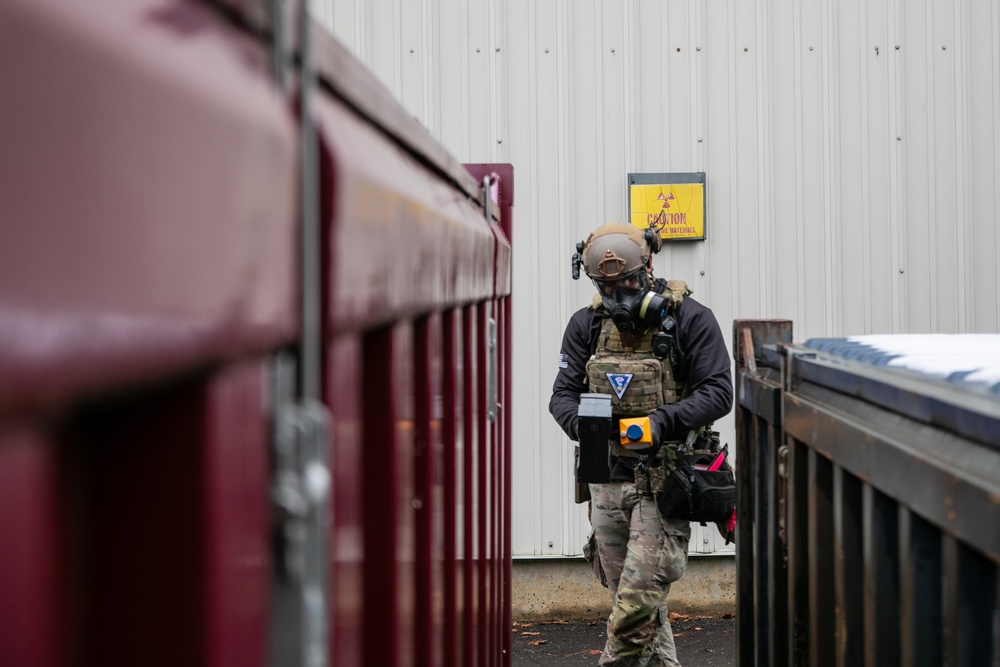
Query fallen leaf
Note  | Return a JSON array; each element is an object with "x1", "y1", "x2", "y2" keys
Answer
[
  {"x1": 529, "y1": 640, "x2": 548, "y2": 646},
  {"x1": 588, "y1": 650, "x2": 603, "y2": 656},
  {"x1": 521, "y1": 632, "x2": 542, "y2": 636},
  {"x1": 721, "y1": 613, "x2": 735, "y2": 620}
]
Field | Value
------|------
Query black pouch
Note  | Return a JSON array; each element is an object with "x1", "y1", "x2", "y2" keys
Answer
[{"x1": 658, "y1": 460, "x2": 736, "y2": 524}]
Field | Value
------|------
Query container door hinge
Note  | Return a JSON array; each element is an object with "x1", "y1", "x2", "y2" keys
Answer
[
  {"x1": 487, "y1": 317, "x2": 498, "y2": 422},
  {"x1": 269, "y1": 357, "x2": 331, "y2": 667},
  {"x1": 777, "y1": 444, "x2": 790, "y2": 566}
]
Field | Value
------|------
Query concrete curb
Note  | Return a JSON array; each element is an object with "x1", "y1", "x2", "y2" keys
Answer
[{"x1": 512, "y1": 555, "x2": 736, "y2": 621}]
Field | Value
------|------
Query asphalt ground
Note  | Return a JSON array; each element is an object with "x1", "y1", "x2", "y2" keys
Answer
[{"x1": 511, "y1": 612, "x2": 736, "y2": 666}]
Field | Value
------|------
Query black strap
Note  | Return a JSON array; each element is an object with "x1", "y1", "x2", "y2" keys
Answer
[{"x1": 638, "y1": 441, "x2": 663, "y2": 473}]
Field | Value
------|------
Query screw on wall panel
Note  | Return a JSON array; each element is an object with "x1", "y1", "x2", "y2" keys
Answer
[
  {"x1": 696, "y1": 46, "x2": 701, "y2": 51},
  {"x1": 548, "y1": 541, "x2": 554, "y2": 547},
  {"x1": 700, "y1": 270, "x2": 705, "y2": 276},
  {"x1": 809, "y1": 46, "x2": 814, "y2": 51},
  {"x1": 697, "y1": 138, "x2": 703, "y2": 142},
  {"x1": 897, "y1": 136, "x2": 902, "y2": 140},
  {"x1": 476, "y1": 48, "x2": 480, "y2": 53},
  {"x1": 496, "y1": 47, "x2": 500, "y2": 52},
  {"x1": 412, "y1": 499, "x2": 423, "y2": 509},
  {"x1": 611, "y1": 48, "x2": 616, "y2": 53},
  {"x1": 545, "y1": 48, "x2": 549, "y2": 53},
  {"x1": 409, "y1": 48, "x2": 414, "y2": 53},
  {"x1": 875, "y1": 46, "x2": 879, "y2": 55},
  {"x1": 497, "y1": 139, "x2": 502, "y2": 144},
  {"x1": 676, "y1": 47, "x2": 681, "y2": 52},
  {"x1": 895, "y1": 45, "x2": 900, "y2": 50},
  {"x1": 703, "y1": 538, "x2": 709, "y2": 545}
]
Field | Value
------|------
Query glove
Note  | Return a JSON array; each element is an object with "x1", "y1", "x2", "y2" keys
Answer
[
  {"x1": 648, "y1": 415, "x2": 662, "y2": 445},
  {"x1": 570, "y1": 417, "x2": 580, "y2": 441}
]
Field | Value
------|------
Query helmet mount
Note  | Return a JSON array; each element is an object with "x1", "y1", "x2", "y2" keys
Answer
[{"x1": 596, "y1": 249, "x2": 628, "y2": 278}]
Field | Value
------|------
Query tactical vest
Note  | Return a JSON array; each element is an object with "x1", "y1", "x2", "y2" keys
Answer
[{"x1": 585, "y1": 280, "x2": 690, "y2": 460}]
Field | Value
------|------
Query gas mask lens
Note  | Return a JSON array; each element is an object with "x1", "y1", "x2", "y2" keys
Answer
[{"x1": 596, "y1": 273, "x2": 643, "y2": 298}]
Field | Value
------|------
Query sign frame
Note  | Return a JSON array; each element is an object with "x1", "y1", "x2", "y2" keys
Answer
[{"x1": 627, "y1": 172, "x2": 707, "y2": 242}]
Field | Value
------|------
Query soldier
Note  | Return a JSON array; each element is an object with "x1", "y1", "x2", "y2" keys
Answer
[{"x1": 549, "y1": 222, "x2": 733, "y2": 666}]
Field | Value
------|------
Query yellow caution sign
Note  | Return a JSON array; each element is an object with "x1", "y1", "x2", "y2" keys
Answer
[{"x1": 627, "y1": 174, "x2": 706, "y2": 241}]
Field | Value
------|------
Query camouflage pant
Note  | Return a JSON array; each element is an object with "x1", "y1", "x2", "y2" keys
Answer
[{"x1": 590, "y1": 481, "x2": 691, "y2": 666}]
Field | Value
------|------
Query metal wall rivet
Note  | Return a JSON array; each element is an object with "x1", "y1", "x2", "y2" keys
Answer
[
  {"x1": 744, "y1": 47, "x2": 748, "y2": 52},
  {"x1": 697, "y1": 138, "x2": 703, "y2": 142},
  {"x1": 497, "y1": 139, "x2": 502, "y2": 144},
  {"x1": 700, "y1": 270, "x2": 706, "y2": 276},
  {"x1": 895, "y1": 45, "x2": 900, "y2": 50},
  {"x1": 899, "y1": 269, "x2": 905, "y2": 273},
  {"x1": 809, "y1": 46, "x2": 814, "y2": 51},
  {"x1": 696, "y1": 46, "x2": 701, "y2": 51},
  {"x1": 409, "y1": 48, "x2": 414, "y2": 53},
  {"x1": 676, "y1": 47, "x2": 681, "y2": 52},
  {"x1": 476, "y1": 48, "x2": 480, "y2": 53},
  {"x1": 548, "y1": 541, "x2": 554, "y2": 547},
  {"x1": 942, "y1": 45, "x2": 947, "y2": 50},
  {"x1": 496, "y1": 47, "x2": 500, "y2": 52},
  {"x1": 611, "y1": 48, "x2": 616, "y2": 53},
  {"x1": 545, "y1": 48, "x2": 549, "y2": 53}
]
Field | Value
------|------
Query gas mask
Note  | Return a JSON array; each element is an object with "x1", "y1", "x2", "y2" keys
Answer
[{"x1": 600, "y1": 283, "x2": 669, "y2": 334}]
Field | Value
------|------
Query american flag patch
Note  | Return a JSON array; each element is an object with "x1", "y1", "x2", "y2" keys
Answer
[{"x1": 557, "y1": 353, "x2": 568, "y2": 369}]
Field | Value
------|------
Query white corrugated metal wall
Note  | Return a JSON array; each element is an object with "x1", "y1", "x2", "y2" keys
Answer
[{"x1": 312, "y1": 0, "x2": 1000, "y2": 557}]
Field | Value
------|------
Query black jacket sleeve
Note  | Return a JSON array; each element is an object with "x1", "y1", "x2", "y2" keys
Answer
[
  {"x1": 548, "y1": 306, "x2": 598, "y2": 440},
  {"x1": 649, "y1": 297, "x2": 734, "y2": 440}
]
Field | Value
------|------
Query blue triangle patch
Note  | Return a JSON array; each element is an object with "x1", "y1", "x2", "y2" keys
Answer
[{"x1": 606, "y1": 373, "x2": 634, "y2": 400}]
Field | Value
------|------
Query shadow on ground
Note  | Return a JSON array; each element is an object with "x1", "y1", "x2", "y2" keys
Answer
[{"x1": 512, "y1": 612, "x2": 736, "y2": 666}]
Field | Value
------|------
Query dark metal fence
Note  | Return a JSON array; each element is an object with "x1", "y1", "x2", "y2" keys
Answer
[{"x1": 734, "y1": 320, "x2": 1000, "y2": 667}]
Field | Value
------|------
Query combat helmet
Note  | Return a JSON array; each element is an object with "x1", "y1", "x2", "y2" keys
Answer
[{"x1": 581, "y1": 222, "x2": 661, "y2": 288}]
